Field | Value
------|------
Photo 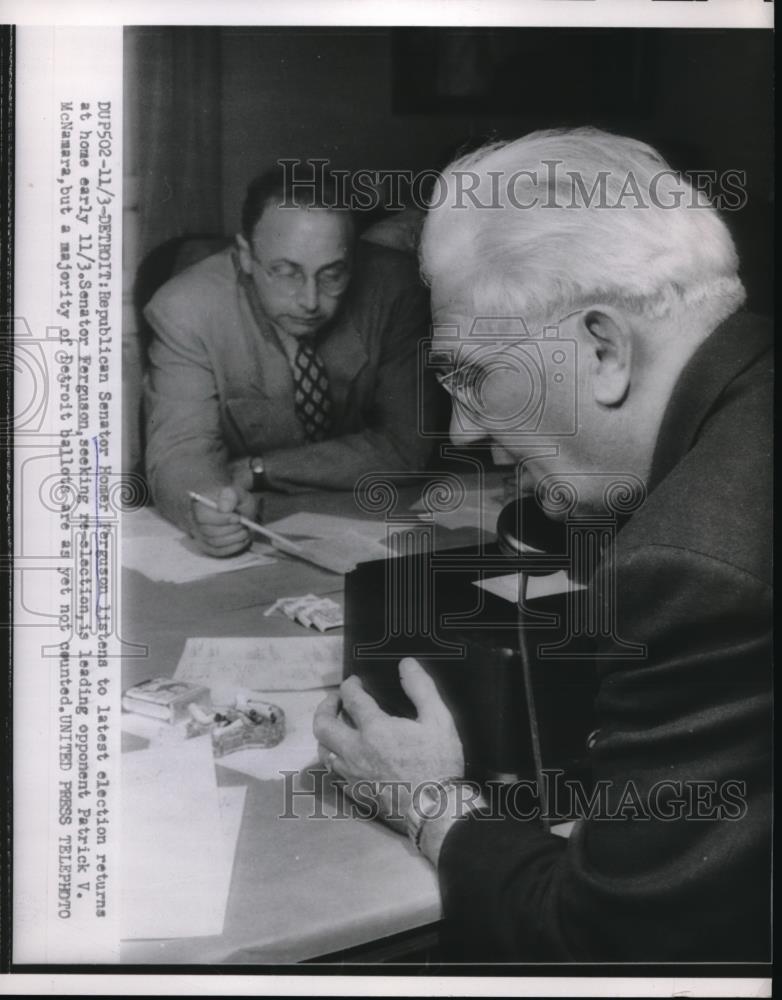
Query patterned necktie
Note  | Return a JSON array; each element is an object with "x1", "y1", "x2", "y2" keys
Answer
[{"x1": 293, "y1": 337, "x2": 334, "y2": 442}]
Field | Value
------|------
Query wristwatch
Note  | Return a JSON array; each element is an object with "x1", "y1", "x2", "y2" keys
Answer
[
  {"x1": 405, "y1": 778, "x2": 481, "y2": 853},
  {"x1": 249, "y1": 455, "x2": 268, "y2": 492}
]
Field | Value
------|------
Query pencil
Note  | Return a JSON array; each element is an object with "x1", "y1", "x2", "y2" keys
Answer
[{"x1": 187, "y1": 490, "x2": 304, "y2": 554}]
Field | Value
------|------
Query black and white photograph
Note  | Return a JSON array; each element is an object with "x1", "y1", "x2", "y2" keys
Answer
[{"x1": 2, "y1": 2, "x2": 774, "y2": 995}]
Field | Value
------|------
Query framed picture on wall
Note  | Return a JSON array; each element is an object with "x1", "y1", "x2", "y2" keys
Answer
[{"x1": 393, "y1": 28, "x2": 656, "y2": 120}]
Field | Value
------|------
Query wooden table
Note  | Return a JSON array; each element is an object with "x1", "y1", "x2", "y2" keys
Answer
[{"x1": 119, "y1": 474, "x2": 504, "y2": 964}]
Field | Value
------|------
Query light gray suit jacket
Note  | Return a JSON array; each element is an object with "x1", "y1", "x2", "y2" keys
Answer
[{"x1": 143, "y1": 242, "x2": 436, "y2": 531}]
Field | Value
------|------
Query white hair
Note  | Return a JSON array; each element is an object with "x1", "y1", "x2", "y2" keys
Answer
[{"x1": 419, "y1": 127, "x2": 745, "y2": 332}]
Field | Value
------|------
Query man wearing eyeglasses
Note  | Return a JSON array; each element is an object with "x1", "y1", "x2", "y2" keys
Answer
[
  {"x1": 143, "y1": 166, "x2": 436, "y2": 555},
  {"x1": 314, "y1": 128, "x2": 771, "y2": 961}
]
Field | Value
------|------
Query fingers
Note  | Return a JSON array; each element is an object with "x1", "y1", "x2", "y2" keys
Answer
[
  {"x1": 192, "y1": 520, "x2": 250, "y2": 556},
  {"x1": 313, "y1": 690, "x2": 341, "y2": 725},
  {"x1": 316, "y1": 743, "x2": 339, "y2": 773},
  {"x1": 192, "y1": 496, "x2": 240, "y2": 527},
  {"x1": 339, "y1": 675, "x2": 382, "y2": 729},
  {"x1": 198, "y1": 520, "x2": 246, "y2": 542},
  {"x1": 193, "y1": 517, "x2": 249, "y2": 552},
  {"x1": 199, "y1": 532, "x2": 251, "y2": 557},
  {"x1": 217, "y1": 486, "x2": 240, "y2": 514},
  {"x1": 190, "y1": 488, "x2": 250, "y2": 556},
  {"x1": 313, "y1": 691, "x2": 355, "y2": 756},
  {"x1": 235, "y1": 489, "x2": 260, "y2": 521},
  {"x1": 398, "y1": 658, "x2": 449, "y2": 726}
]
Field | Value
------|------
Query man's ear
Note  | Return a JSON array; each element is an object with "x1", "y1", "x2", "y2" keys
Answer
[
  {"x1": 235, "y1": 233, "x2": 253, "y2": 275},
  {"x1": 580, "y1": 306, "x2": 633, "y2": 407}
]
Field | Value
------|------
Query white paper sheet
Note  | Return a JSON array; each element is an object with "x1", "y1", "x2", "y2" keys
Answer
[
  {"x1": 123, "y1": 505, "x2": 186, "y2": 539},
  {"x1": 120, "y1": 737, "x2": 246, "y2": 940},
  {"x1": 122, "y1": 534, "x2": 276, "y2": 584},
  {"x1": 264, "y1": 511, "x2": 386, "y2": 541},
  {"x1": 408, "y1": 484, "x2": 506, "y2": 532},
  {"x1": 417, "y1": 506, "x2": 488, "y2": 531},
  {"x1": 296, "y1": 531, "x2": 389, "y2": 573},
  {"x1": 122, "y1": 691, "x2": 325, "y2": 785},
  {"x1": 411, "y1": 485, "x2": 505, "y2": 516},
  {"x1": 264, "y1": 513, "x2": 390, "y2": 572},
  {"x1": 174, "y1": 635, "x2": 343, "y2": 693},
  {"x1": 475, "y1": 570, "x2": 587, "y2": 603},
  {"x1": 122, "y1": 506, "x2": 276, "y2": 583}
]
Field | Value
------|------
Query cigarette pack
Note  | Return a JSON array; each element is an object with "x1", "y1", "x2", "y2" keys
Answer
[{"x1": 122, "y1": 677, "x2": 211, "y2": 723}]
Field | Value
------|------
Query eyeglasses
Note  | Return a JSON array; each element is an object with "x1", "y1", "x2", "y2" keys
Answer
[
  {"x1": 432, "y1": 310, "x2": 582, "y2": 427},
  {"x1": 250, "y1": 248, "x2": 351, "y2": 297},
  {"x1": 435, "y1": 346, "x2": 543, "y2": 426}
]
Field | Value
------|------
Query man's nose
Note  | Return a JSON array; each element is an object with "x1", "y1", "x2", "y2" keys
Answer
[
  {"x1": 297, "y1": 276, "x2": 320, "y2": 312},
  {"x1": 448, "y1": 404, "x2": 488, "y2": 445}
]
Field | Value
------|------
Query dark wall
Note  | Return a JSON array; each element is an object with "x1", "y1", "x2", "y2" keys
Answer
[
  {"x1": 219, "y1": 28, "x2": 530, "y2": 230},
  {"x1": 218, "y1": 28, "x2": 772, "y2": 312}
]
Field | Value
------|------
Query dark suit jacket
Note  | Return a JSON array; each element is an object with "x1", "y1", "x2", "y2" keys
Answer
[
  {"x1": 143, "y1": 243, "x2": 434, "y2": 531},
  {"x1": 438, "y1": 310, "x2": 772, "y2": 962}
]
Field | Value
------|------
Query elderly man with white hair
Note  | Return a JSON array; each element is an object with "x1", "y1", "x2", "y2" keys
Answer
[{"x1": 314, "y1": 128, "x2": 771, "y2": 961}]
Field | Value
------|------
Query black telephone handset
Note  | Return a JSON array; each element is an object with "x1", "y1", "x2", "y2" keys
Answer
[
  {"x1": 341, "y1": 493, "x2": 597, "y2": 792},
  {"x1": 495, "y1": 496, "x2": 568, "y2": 572},
  {"x1": 494, "y1": 495, "x2": 572, "y2": 824}
]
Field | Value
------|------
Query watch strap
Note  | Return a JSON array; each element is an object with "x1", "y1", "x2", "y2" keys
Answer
[
  {"x1": 405, "y1": 778, "x2": 480, "y2": 852},
  {"x1": 249, "y1": 456, "x2": 268, "y2": 492}
]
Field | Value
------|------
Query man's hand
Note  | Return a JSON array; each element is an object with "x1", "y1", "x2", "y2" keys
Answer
[
  {"x1": 313, "y1": 658, "x2": 464, "y2": 828},
  {"x1": 189, "y1": 485, "x2": 257, "y2": 557},
  {"x1": 228, "y1": 456, "x2": 254, "y2": 494}
]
